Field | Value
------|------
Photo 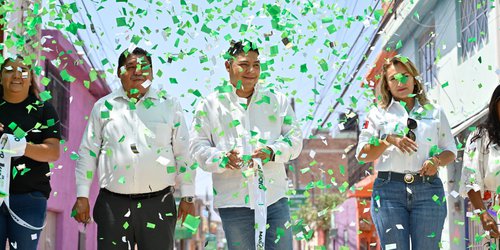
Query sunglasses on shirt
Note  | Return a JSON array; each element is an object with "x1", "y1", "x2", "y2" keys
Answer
[{"x1": 406, "y1": 118, "x2": 417, "y2": 141}]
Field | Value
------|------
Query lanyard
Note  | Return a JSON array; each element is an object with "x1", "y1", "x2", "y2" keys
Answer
[{"x1": 252, "y1": 158, "x2": 267, "y2": 250}]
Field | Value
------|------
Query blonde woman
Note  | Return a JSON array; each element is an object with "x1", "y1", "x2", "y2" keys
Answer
[{"x1": 356, "y1": 56, "x2": 456, "y2": 249}]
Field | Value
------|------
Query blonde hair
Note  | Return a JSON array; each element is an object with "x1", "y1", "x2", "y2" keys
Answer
[{"x1": 377, "y1": 56, "x2": 428, "y2": 109}]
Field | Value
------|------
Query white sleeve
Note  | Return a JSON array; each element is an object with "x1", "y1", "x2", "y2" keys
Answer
[
  {"x1": 75, "y1": 103, "x2": 101, "y2": 198},
  {"x1": 355, "y1": 108, "x2": 380, "y2": 161},
  {"x1": 437, "y1": 108, "x2": 457, "y2": 157},
  {"x1": 189, "y1": 100, "x2": 227, "y2": 174},
  {"x1": 267, "y1": 97, "x2": 303, "y2": 163},
  {"x1": 171, "y1": 100, "x2": 196, "y2": 196},
  {"x1": 460, "y1": 131, "x2": 485, "y2": 198}
]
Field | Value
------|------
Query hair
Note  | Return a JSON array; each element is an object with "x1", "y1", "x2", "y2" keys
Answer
[
  {"x1": 471, "y1": 84, "x2": 500, "y2": 148},
  {"x1": 226, "y1": 40, "x2": 259, "y2": 60},
  {"x1": 0, "y1": 55, "x2": 40, "y2": 99},
  {"x1": 377, "y1": 56, "x2": 429, "y2": 109},
  {"x1": 116, "y1": 47, "x2": 152, "y2": 77}
]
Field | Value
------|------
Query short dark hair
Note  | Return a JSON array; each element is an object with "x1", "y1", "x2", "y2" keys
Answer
[
  {"x1": 117, "y1": 47, "x2": 152, "y2": 77},
  {"x1": 226, "y1": 40, "x2": 259, "y2": 60},
  {"x1": 472, "y1": 84, "x2": 500, "y2": 147}
]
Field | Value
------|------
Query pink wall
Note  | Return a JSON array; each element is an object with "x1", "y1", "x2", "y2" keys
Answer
[
  {"x1": 41, "y1": 29, "x2": 110, "y2": 250},
  {"x1": 333, "y1": 197, "x2": 358, "y2": 249}
]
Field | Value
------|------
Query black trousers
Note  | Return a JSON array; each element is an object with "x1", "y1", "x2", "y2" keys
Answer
[{"x1": 93, "y1": 188, "x2": 177, "y2": 250}]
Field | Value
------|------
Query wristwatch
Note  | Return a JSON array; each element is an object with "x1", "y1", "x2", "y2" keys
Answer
[
  {"x1": 380, "y1": 134, "x2": 390, "y2": 143},
  {"x1": 181, "y1": 196, "x2": 195, "y2": 203}
]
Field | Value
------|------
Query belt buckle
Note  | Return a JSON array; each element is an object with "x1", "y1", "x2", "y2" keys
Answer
[{"x1": 404, "y1": 173, "x2": 415, "y2": 184}]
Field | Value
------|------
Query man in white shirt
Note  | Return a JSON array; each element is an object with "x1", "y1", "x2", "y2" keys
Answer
[
  {"x1": 72, "y1": 47, "x2": 196, "y2": 249},
  {"x1": 190, "y1": 40, "x2": 302, "y2": 250}
]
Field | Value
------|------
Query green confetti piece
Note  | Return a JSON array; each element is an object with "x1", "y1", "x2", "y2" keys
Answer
[
  {"x1": 396, "y1": 40, "x2": 403, "y2": 49},
  {"x1": 146, "y1": 222, "x2": 156, "y2": 229},
  {"x1": 137, "y1": 202, "x2": 142, "y2": 208},
  {"x1": 284, "y1": 116, "x2": 293, "y2": 125},
  {"x1": 270, "y1": 45, "x2": 279, "y2": 56},
  {"x1": 101, "y1": 111, "x2": 110, "y2": 119},
  {"x1": 86, "y1": 171, "x2": 93, "y2": 179},
  {"x1": 182, "y1": 214, "x2": 201, "y2": 232},
  {"x1": 441, "y1": 82, "x2": 449, "y2": 88},
  {"x1": 20, "y1": 168, "x2": 30, "y2": 176},
  {"x1": 116, "y1": 17, "x2": 127, "y2": 27},
  {"x1": 118, "y1": 135, "x2": 125, "y2": 143},
  {"x1": 318, "y1": 59, "x2": 328, "y2": 72},
  {"x1": 167, "y1": 166, "x2": 176, "y2": 174},
  {"x1": 169, "y1": 78, "x2": 178, "y2": 84},
  {"x1": 268, "y1": 115, "x2": 277, "y2": 122},
  {"x1": 339, "y1": 165, "x2": 345, "y2": 175},
  {"x1": 229, "y1": 120, "x2": 241, "y2": 127},
  {"x1": 70, "y1": 209, "x2": 77, "y2": 218},
  {"x1": 13, "y1": 127, "x2": 26, "y2": 138},
  {"x1": 326, "y1": 24, "x2": 337, "y2": 34},
  {"x1": 123, "y1": 221, "x2": 129, "y2": 229},
  {"x1": 12, "y1": 167, "x2": 18, "y2": 179},
  {"x1": 47, "y1": 118, "x2": 55, "y2": 127},
  {"x1": 300, "y1": 64, "x2": 308, "y2": 73},
  {"x1": 104, "y1": 101, "x2": 113, "y2": 111},
  {"x1": 118, "y1": 176, "x2": 126, "y2": 184},
  {"x1": 39, "y1": 91, "x2": 52, "y2": 101}
]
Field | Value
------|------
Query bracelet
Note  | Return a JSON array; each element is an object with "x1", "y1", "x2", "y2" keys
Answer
[{"x1": 429, "y1": 156, "x2": 441, "y2": 167}]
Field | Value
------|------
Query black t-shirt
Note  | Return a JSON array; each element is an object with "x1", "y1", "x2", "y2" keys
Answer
[{"x1": 0, "y1": 95, "x2": 61, "y2": 198}]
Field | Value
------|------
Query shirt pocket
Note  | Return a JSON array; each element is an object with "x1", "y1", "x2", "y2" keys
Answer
[{"x1": 416, "y1": 118, "x2": 438, "y2": 147}]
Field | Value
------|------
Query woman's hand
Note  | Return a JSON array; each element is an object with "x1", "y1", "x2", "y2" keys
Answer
[
  {"x1": 387, "y1": 135, "x2": 418, "y2": 153},
  {"x1": 480, "y1": 212, "x2": 500, "y2": 238}
]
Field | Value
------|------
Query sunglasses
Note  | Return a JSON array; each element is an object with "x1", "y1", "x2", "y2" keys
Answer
[{"x1": 406, "y1": 118, "x2": 417, "y2": 141}]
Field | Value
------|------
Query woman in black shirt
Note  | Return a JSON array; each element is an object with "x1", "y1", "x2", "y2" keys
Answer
[{"x1": 0, "y1": 56, "x2": 60, "y2": 249}]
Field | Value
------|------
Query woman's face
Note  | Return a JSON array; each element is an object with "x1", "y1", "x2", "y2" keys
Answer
[
  {"x1": 385, "y1": 63, "x2": 415, "y2": 102},
  {"x1": 1, "y1": 58, "x2": 31, "y2": 98}
]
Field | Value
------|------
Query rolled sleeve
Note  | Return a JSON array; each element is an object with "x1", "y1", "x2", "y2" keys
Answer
[
  {"x1": 437, "y1": 108, "x2": 457, "y2": 157},
  {"x1": 75, "y1": 104, "x2": 101, "y2": 198},
  {"x1": 459, "y1": 132, "x2": 484, "y2": 198},
  {"x1": 355, "y1": 109, "x2": 379, "y2": 161}
]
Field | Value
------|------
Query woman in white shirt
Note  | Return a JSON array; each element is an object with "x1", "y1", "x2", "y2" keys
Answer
[
  {"x1": 356, "y1": 56, "x2": 457, "y2": 250},
  {"x1": 460, "y1": 85, "x2": 500, "y2": 239}
]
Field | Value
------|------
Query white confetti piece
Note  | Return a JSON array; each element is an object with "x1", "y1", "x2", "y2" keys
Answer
[
  {"x1": 31, "y1": 234, "x2": 37, "y2": 240},
  {"x1": 450, "y1": 190, "x2": 459, "y2": 198},
  {"x1": 385, "y1": 243, "x2": 397, "y2": 250},
  {"x1": 406, "y1": 187, "x2": 412, "y2": 194},
  {"x1": 124, "y1": 209, "x2": 131, "y2": 218},
  {"x1": 385, "y1": 228, "x2": 391, "y2": 233},
  {"x1": 309, "y1": 150, "x2": 316, "y2": 159},
  {"x1": 363, "y1": 208, "x2": 370, "y2": 213},
  {"x1": 156, "y1": 156, "x2": 170, "y2": 166},
  {"x1": 122, "y1": 236, "x2": 127, "y2": 243},
  {"x1": 360, "y1": 153, "x2": 367, "y2": 159},
  {"x1": 141, "y1": 79, "x2": 152, "y2": 88},
  {"x1": 396, "y1": 224, "x2": 404, "y2": 230}
]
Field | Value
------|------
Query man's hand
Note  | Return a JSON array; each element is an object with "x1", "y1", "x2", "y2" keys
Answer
[
  {"x1": 225, "y1": 149, "x2": 242, "y2": 170},
  {"x1": 386, "y1": 135, "x2": 418, "y2": 153},
  {"x1": 0, "y1": 123, "x2": 3, "y2": 132},
  {"x1": 251, "y1": 146, "x2": 273, "y2": 163},
  {"x1": 72, "y1": 197, "x2": 91, "y2": 224},
  {"x1": 420, "y1": 156, "x2": 441, "y2": 176},
  {"x1": 177, "y1": 200, "x2": 195, "y2": 223},
  {"x1": 480, "y1": 212, "x2": 500, "y2": 238}
]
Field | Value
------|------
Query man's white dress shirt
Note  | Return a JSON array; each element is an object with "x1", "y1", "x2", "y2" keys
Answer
[
  {"x1": 190, "y1": 84, "x2": 302, "y2": 208},
  {"x1": 76, "y1": 87, "x2": 195, "y2": 198}
]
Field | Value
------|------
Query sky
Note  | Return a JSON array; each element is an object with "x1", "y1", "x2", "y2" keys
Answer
[{"x1": 38, "y1": 0, "x2": 385, "y2": 196}]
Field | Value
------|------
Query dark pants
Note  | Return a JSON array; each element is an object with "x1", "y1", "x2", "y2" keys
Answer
[
  {"x1": 0, "y1": 192, "x2": 47, "y2": 250},
  {"x1": 93, "y1": 188, "x2": 177, "y2": 250}
]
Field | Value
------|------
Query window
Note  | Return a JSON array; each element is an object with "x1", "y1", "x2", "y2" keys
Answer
[
  {"x1": 418, "y1": 28, "x2": 436, "y2": 90},
  {"x1": 45, "y1": 61, "x2": 70, "y2": 140},
  {"x1": 460, "y1": 0, "x2": 489, "y2": 60}
]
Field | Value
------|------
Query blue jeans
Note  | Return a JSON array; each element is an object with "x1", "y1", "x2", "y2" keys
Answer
[
  {"x1": 218, "y1": 198, "x2": 293, "y2": 250},
  {"x1": 0, "y1": 192, "x2": 47, "y2": 250},
  {"x1": 371, "y1": 177, "x2": 447, "y2": 250}
]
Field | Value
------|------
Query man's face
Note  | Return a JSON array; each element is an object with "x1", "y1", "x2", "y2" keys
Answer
[
  {"x1": 225, "y1": 51, "x2": 260, "y2": 91},
  {"x1": 119, "y1": 54, "x2": 153, "y2": 97}
]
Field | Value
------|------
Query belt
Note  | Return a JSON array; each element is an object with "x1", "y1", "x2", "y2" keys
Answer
[
  {"x1": 377, "y1": 171, "x2": 436, "y2": 184},
  {"x1": 100, "y1": 186, "x2": 175, "y2": 200}
]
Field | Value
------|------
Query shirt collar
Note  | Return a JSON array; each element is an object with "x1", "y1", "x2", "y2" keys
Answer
[
  {"x1": 387, "y1": 98, "x2": 420, "y2": 112},
  {"x1": 111, "y1": 86, "x2": 159, "y2": 101},
  {"x1": 226, "y1": 82, "x2": 261, "y2": 102}
]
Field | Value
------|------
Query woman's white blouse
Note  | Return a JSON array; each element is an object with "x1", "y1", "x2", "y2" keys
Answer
[
  {"x1": 355, "y1": 99, "x2": 457, "y2": 173},
  {"x1": 460, "y1": 130, "x2": 500, "y2": 197}
]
